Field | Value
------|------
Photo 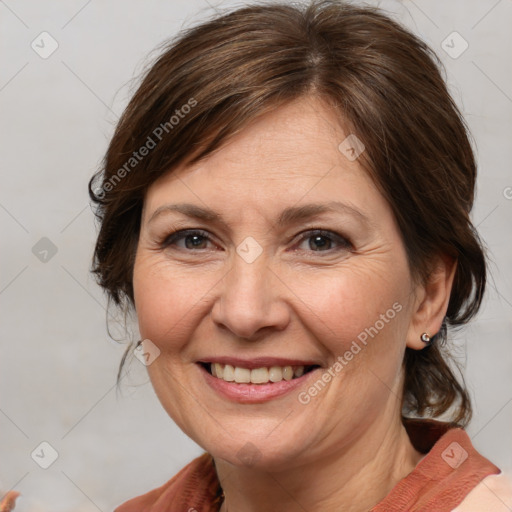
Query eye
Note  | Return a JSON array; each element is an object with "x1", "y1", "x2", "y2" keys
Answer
[
  {"x1": 294, "y1": 230, "x2": 352, "y2": 252},
  {"x1": 162, "y1": 229, "x2": 217, "y2": 251}
]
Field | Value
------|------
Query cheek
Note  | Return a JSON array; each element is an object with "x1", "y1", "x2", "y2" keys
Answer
[
  {"x1": 286, "y1": 259, "x2": 412, "y2": 385},
  {"x1": 292, "y1": 263, "x2": 409, "y2": 340},
  {"x1": 132, "y1": 255, "x2": 213, "y2": 345}
]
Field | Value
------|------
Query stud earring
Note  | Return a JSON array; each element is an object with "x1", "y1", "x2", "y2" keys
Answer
[{"x1": 420, "y1": 333, "x2": 431, "y2": 344}]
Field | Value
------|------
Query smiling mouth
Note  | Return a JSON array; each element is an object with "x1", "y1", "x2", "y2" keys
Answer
[{"x1": 199, "y1": 362, "x2": 320, "y2": 385}]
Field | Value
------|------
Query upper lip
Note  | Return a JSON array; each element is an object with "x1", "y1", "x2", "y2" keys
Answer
[{"x1": 197, "y1": 357, "x2": 322, "y2": 369}]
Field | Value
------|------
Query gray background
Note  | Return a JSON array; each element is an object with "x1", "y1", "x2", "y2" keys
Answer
[{"x1": 1, "y1": 0, "x2": 511, "y2": 510}]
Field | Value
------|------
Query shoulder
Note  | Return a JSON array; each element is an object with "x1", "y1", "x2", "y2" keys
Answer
[
  {"x1": 452, "y1": 472, "x2": 512, "y2": 511},
  {"x1": 374, "y1": 419, "x2": 504, "y2": 511},
  {"x1": 114, "y1": 452, "x2": 221, "y2": 512}
]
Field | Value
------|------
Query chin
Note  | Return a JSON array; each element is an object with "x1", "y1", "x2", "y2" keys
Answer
[{"x1": 199, "y1": 425, "x2": 315, "y2": 471}]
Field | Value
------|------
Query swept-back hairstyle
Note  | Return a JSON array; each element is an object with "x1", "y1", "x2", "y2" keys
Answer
[{"x1": 90, "y1": 0, "x2": 486, "y2": 425}]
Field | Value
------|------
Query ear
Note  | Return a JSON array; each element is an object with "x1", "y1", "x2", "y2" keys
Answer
[{"x1": 406, "y1": 255, "x2": 457, "y2": 350}]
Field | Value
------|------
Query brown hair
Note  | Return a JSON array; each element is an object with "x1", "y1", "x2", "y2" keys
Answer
[{"x1": 90, "y1": 0, "x2": 486, "y2": 426}]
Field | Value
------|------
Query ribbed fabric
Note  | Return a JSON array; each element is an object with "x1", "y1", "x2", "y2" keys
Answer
[
  {"x1": 115, "y1": 420, "x2": 501, "y2": 512},
  {"x1": 114, "y1": 452, "x2": 219, "y2": 512},
  {"x1": 371, "y1": 421, "x2": 499, "y2": 511}
]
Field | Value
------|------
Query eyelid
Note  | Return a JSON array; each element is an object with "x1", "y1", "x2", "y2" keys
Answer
[
  {"x1": 160, "y1": 227, "x2": 352, "y2": 253},
  {"x1": 162, "y1": 229, "x2": 219, "y2": 249},
  {"x1": 292, "y1": 229, "x2": 352, "y2": 249}
]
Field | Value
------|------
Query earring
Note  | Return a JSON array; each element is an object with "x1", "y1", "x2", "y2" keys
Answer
[{"x1": 420, "y1": 333, "x2": 431, "y2": 345}]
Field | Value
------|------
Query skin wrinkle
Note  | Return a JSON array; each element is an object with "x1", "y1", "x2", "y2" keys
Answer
[
  {"x1": 148, "y1": 200, "x2": 373, "y2": 233},
  {"x1": 132, "y1": 97, "x2": 455, "y2": 512}
]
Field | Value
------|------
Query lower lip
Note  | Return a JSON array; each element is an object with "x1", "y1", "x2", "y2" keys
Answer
[{"x1": 198, "y1": 364, "x2": 320, "y2": 403}]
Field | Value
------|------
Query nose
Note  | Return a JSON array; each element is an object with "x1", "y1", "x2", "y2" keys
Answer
[{"x1": 210, "y1": 255, "x2": 290, "y2": 341}]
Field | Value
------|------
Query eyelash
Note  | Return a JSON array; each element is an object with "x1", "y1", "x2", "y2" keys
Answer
[
  {"x1": 160, "y1": 229, "x2": 352, "y2": 254},
  {"x1": 161, "y1": 230, "x2": 213, "y2": 250}
]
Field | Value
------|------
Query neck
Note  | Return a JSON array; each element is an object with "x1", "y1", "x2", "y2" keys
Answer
[{"x1": 216, "y1": 417, "x2": 423, "y2": 512}]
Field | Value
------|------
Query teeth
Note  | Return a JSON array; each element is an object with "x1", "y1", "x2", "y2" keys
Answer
[
  {"x1": 234, "y1": 367, "x2": 251, "y2": 383},
  {"x1": 283, "y1": 366, "x2": 293, "y2": 381},
  {"x1": 251, "y1": 367, "x2": 269, "y2": 384},
  {"x1": 223, "y1": 364, "x2": 235, "y2": 382},
  {"x1": 214, "y1": 363, "x2": 224, "y2": 379},
  {"x1": 209, "y1": 363, "x2": 307, "y2": 384},
  {"x1": 269, "y1": 366, "x2": 283, "y2": 382}
]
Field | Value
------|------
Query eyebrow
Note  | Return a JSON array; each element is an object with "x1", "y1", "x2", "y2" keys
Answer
[
  {"x1": 148, "y1": 201, "x2": 370, "y2": 228},
  {"x1": 148, "y1": 203, "x2": 223, "y2": 224},
  {"x1": 277, "y1": 202, "x2": 369, "y2": 227}
]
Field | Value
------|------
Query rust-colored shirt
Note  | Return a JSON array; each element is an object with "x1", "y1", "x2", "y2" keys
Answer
[{"x1": 115, "y1": 420, "x2": 507, "y2": 512}]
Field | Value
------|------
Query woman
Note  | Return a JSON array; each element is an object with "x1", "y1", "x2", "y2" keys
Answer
[{"x1": 84, "y1": 1, "x2": 511, "y2": 511}]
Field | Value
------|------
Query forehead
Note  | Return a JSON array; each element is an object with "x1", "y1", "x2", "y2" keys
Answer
[{"x1": 143, "y1": 97, "x2": 382, "y2": 219}]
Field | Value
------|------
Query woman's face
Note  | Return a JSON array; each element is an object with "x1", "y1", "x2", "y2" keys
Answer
[{"x1": 133, "y1": 97, "x2": 422, "y2": 469}]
